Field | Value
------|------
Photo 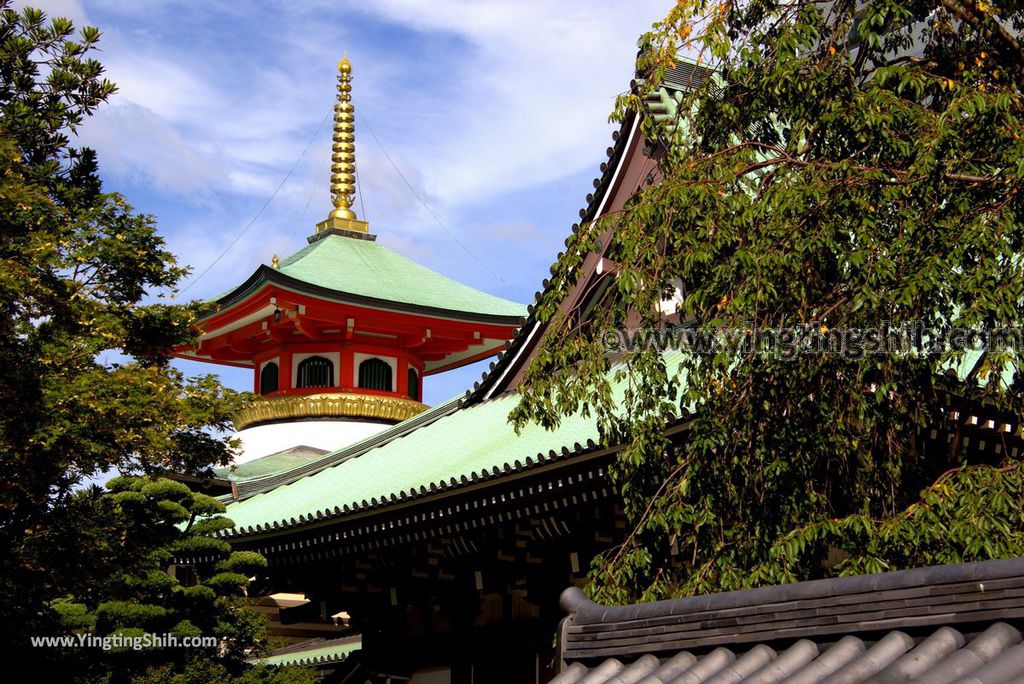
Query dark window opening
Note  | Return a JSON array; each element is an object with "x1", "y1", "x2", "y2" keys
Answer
[
  {"x1": 408, "y1": 368, "x2": 419, "y2": 401},
  {"x1": 297, "y1": 356, "x2": 334, "y2": 389},
  {"x1": 358, "y1": 357, "x2": 392, "y2": 392},
  {"x1": 260, "y1": 362, "x2": 279, "y2": 394}
]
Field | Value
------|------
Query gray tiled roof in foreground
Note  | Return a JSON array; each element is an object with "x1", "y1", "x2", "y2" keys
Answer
[{"x1": 553, "y1": 558, "x2": 1024, "y2": 683}]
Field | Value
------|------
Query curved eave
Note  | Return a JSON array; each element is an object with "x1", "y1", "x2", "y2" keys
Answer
[
  {"x1": 255, "y1": 637, "x2": 361, "y2": 668},
  {"x1": 204, "y1": 265, "x2": 527, "y2": 328},
  {"x1": 214, "y1": 435, "x2": 612, "y2": 543},
  {"x1": 463, "y1": 109, "x2": 641, "y2": 404},
  {"x1": 207, "y1": 417, "x2": 690, "y2": 547},
  {"x1": 464, "y1": 57, "x2": 714, "y2": 404}
]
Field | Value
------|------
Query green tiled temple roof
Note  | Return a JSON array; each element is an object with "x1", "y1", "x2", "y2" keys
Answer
[
  {"x1": 216, "y1": 341, "x2": 996, "y2": 540},
  {"x1": 214, "y1": 234, "x2": 526, "y2": 321},
  {"x1": 220, "y1": 391, "x2": 598, "y2": 536},
  {"x1": 257, "y1": 636, "x2": 361, "y2": 667},
  {"x1": 225, "y1": 398, "x2": 464, "y2": 502},
  {"x1": 219, "y1": 350, "x2": 688, "y2": 538}
]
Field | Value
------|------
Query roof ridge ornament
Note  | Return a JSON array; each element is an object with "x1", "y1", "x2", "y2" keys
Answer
[{"x1": 315, "y1": 55, "x2": 372, "y2": 238}]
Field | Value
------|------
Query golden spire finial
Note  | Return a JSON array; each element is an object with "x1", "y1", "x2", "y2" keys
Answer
[
  {"x1": 271, "y1": 254, "x2": 280, "y2": 269},
  {"x1": 329, "y1": 56, "x2": 357, "y2": 221},
  {"x1": 314, "y1": 56, "x2": 370, "y2": 238}
]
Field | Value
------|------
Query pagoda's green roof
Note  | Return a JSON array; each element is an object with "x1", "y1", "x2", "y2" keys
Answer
[
  {"x1": 217, "y1": 233, "x2": 526, "y2": 320},
  {"x1": 257, "y1": 637, "x2": 361, "y2": 667},
  {"x1": 219, "y1": 350, "x2": 688, "y2": 538}
]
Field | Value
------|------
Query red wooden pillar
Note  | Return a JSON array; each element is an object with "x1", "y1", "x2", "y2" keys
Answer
[
  {"x1": 279, "y1": 348, "x2": 292, "y2": 393},
  {"x1": 339, "y1": 347, "x2": 354, "y2": 390},
  {"x1": 397, "y1": 355, "x2": 409, "y2": 397}
]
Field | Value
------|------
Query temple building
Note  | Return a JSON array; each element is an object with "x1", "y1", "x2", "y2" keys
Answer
[
  {"x1": 173, "y1": 58, "x2": 524, "y2": 465},
  {"x1": 174, "y1": 53, "x2": 1024, "y2": 684},
  {"x1": 174, "y1": 56, "x2": 723, "y2": 683}
]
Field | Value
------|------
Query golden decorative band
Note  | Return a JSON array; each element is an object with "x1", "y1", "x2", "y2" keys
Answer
[{"x1": 233, "y1": 392, "x2": 428, "y2": 431}]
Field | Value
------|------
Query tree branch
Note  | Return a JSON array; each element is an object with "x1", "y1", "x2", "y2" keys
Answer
[{"x1": 939, "y1": 0, "x2": 1024, "y2": 77}]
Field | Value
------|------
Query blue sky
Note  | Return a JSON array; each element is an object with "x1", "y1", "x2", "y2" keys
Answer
[{"x1": 36, "y1": 0, "x2": 671, "y2": 405}]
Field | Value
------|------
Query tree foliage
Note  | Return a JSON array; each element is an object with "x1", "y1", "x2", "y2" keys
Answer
[
  {"x1": 46, "y1": 477, "x2": 315, "y2": 683},
  {"x1": 513, "y1": 0, "x2": 1024, "y2": 603},
  {"x1": 0, "y1": 3, "x2": 288, "y2": 679}
]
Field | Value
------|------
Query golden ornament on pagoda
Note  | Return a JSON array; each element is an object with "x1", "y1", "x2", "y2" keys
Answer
[{"x1": 317, "y1": 55, "x2": 369, "y2": 234}]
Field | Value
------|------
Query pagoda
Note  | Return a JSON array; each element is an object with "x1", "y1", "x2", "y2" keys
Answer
[{"x1": 174, "y1": 58, "x2": 525, "y2": 463}]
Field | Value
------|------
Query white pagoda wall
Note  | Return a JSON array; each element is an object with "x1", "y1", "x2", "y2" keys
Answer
[{"x1": 233, "y1": 419, "x2": 390, "y2": 464}]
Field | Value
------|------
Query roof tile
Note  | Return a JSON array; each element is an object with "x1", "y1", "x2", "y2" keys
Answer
[{"x1": 274, "y1": 234, "x2": 525, "y2": 317}]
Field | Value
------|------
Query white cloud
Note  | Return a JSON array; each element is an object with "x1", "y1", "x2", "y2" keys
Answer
[
  {"x1": 64, "y1": 0, "x2": 669, "y2": 204},
  {"x1": 36, "y1": 1, "x2": 671, "y2": 303},
  {"x1": 80, "y1": 101, "x2": 227, "y2": 196},
  {"x1": 347, "y1": 0, "x2": 669, "y2": 204},
  {"x1": 102, "y1": 54, "x2": 219, "y2": 123},
  {"x1": 27, "y1": 0, "x2": 89, "y2": 25}
]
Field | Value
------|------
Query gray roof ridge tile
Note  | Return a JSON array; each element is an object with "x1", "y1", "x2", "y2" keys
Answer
[{"x1": 561, "y1": 559, "x2": 1024, "y2": 626}]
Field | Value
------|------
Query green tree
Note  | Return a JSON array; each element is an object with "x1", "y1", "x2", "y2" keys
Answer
[
  {"x1": 48, "y1": 477, "x2": 318, "y2": 683},
  {"x1": 513, "y1": 0, "x2": 1024, "y2": 603},
  {"x1": 0, "y1": 3, "x2": 286, "y2": 679}
]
